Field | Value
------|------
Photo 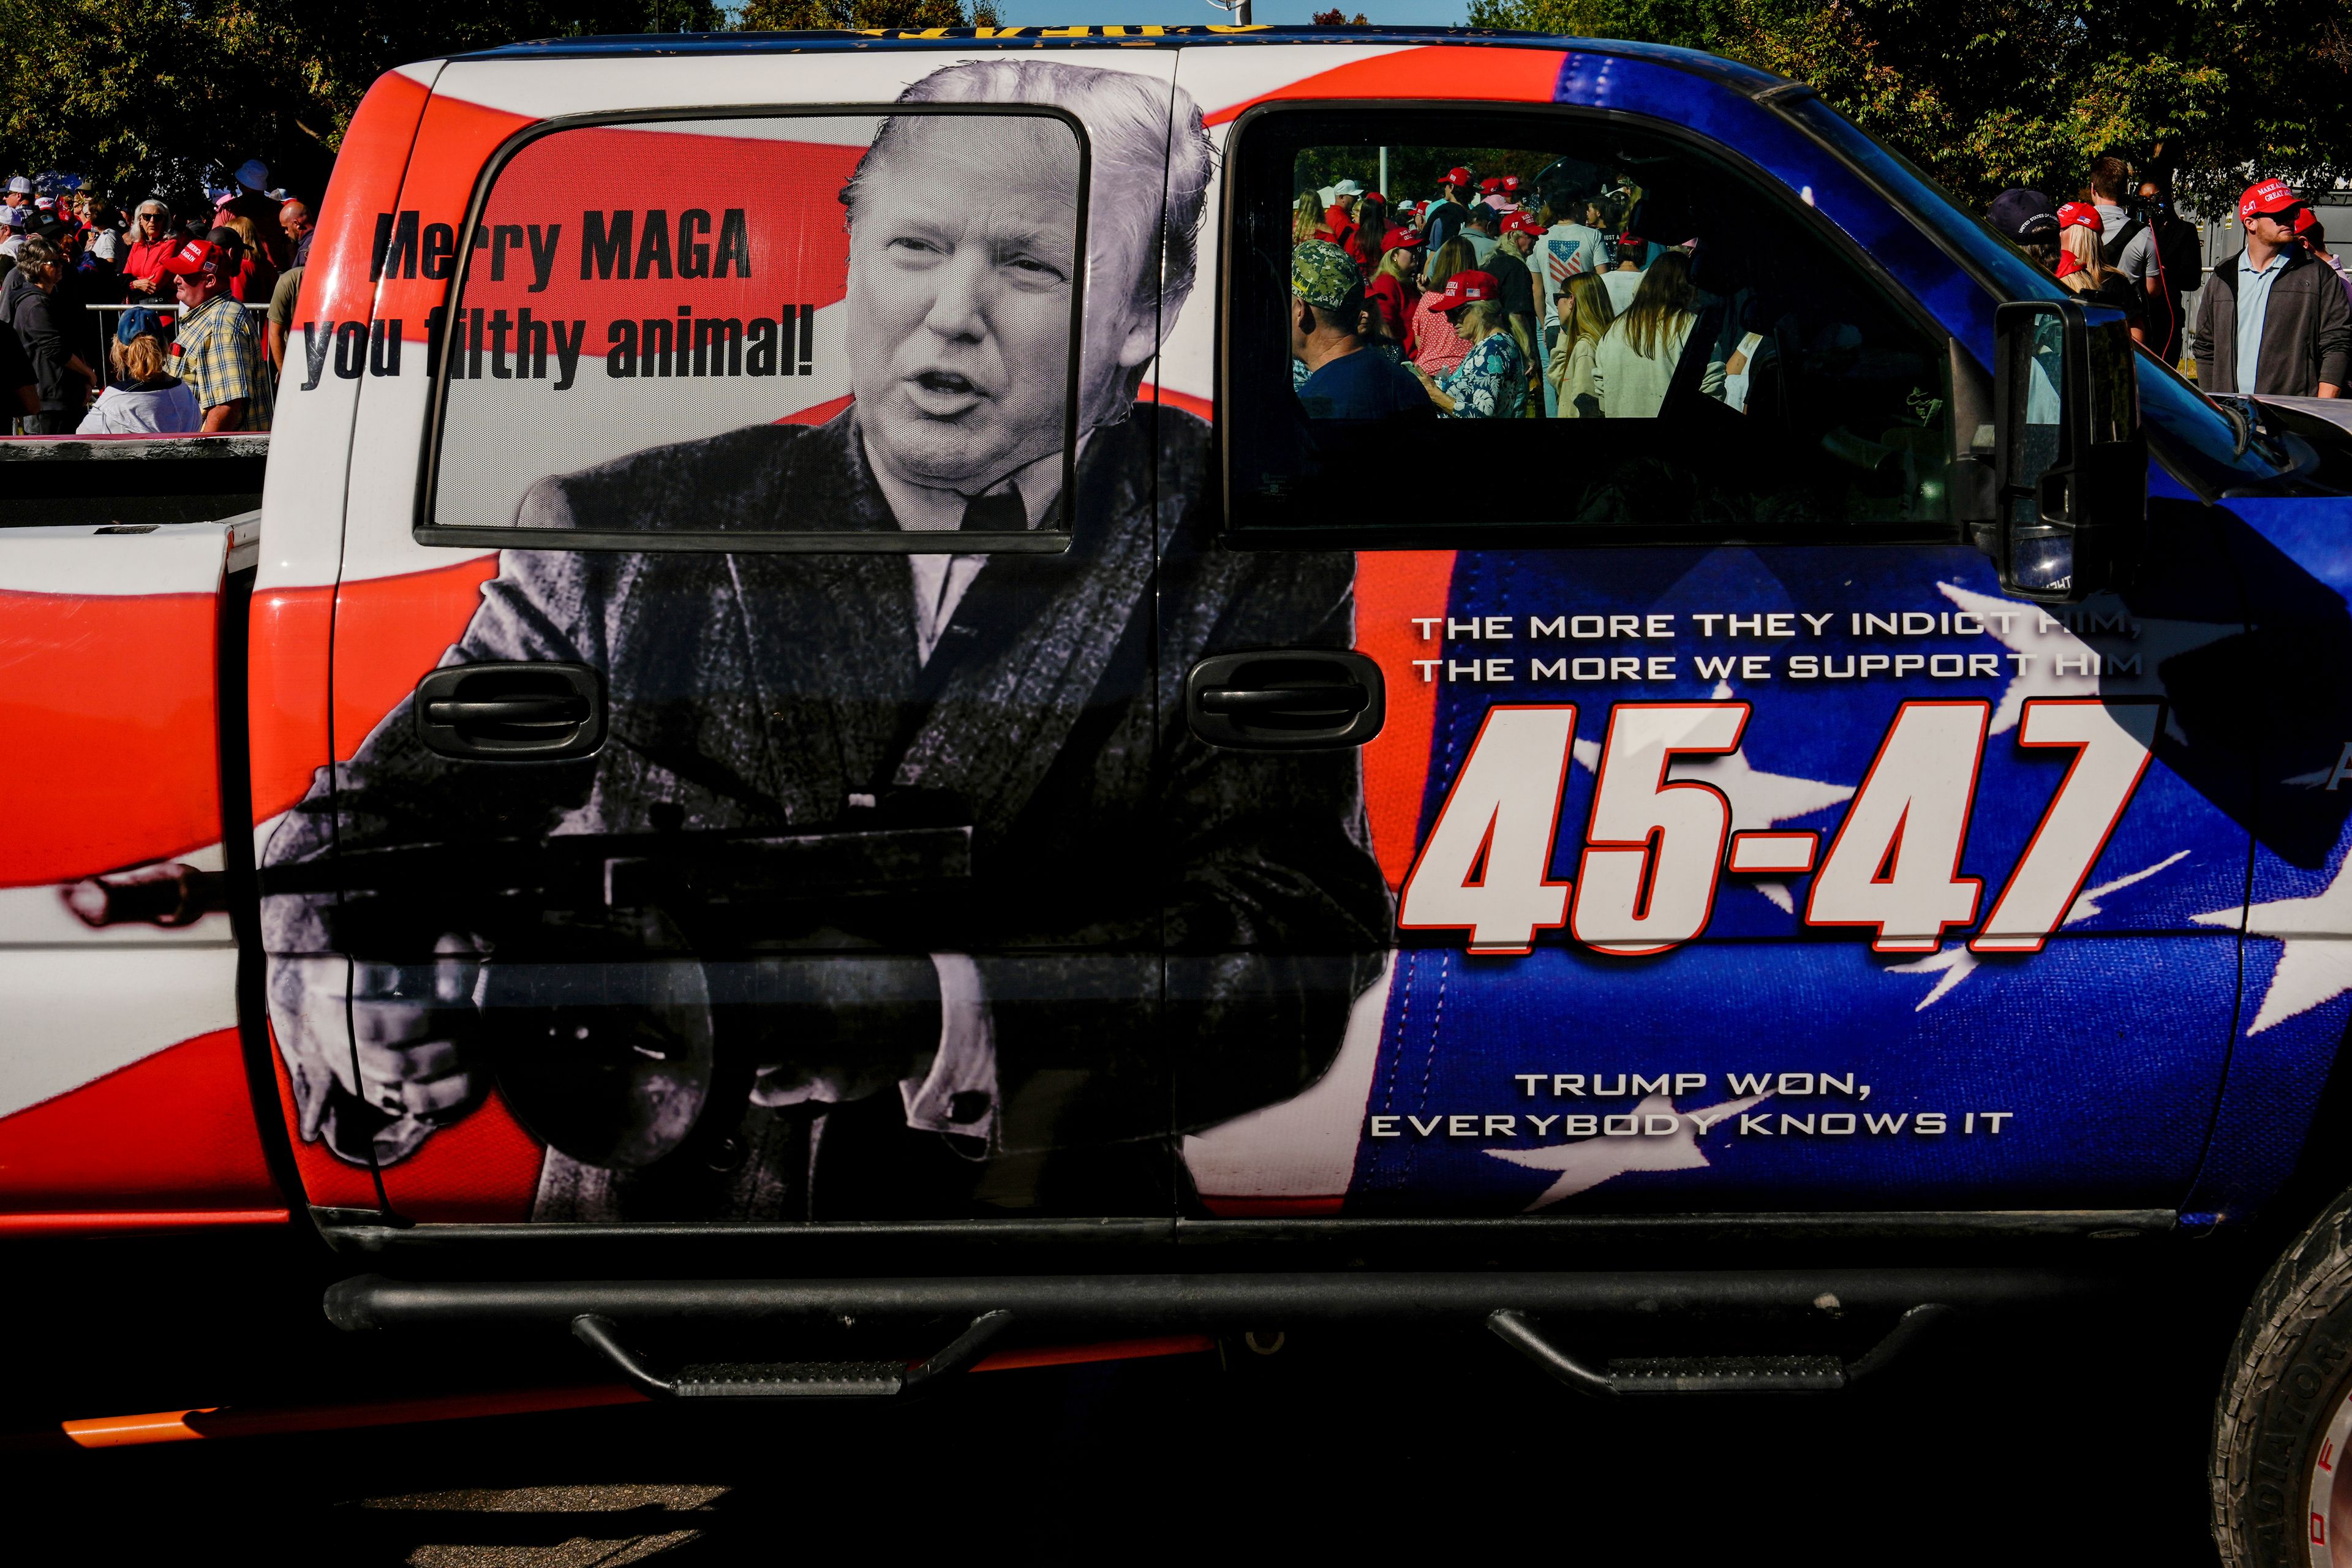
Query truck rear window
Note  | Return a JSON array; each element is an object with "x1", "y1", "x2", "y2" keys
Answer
[{"x1": 420, "y1": 108, "x2": 1088, "y2": 554}]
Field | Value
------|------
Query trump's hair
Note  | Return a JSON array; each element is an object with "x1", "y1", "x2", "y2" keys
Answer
[{"x1": 843, "y1": 59, "x2": 1215, "y2": 326}]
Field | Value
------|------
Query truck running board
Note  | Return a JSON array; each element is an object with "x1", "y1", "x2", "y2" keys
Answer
[
  {"x1": 1488, "y1": 1303, "x2": 1955, "y2": 1396},
  {"x1": 325, "y1": 1267, "x2": 2102, "y2": 1333},
  {"x1": 571, "y1": 1310, "x2": 1014, "y2": 1401}
]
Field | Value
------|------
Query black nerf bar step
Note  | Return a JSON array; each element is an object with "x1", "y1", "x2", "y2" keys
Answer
[
  {"x1": 571, "y1": 1310, "x2": 1014, "y2": 1401},
  {"x1": 1488, "y1": 1302, "x2": 1956, "y2": 1397},
  {"x1": 326, "y1": 1266, "x2": 2098, "y2": 1333}
]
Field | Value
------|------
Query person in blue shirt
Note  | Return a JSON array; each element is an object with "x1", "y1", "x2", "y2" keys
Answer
[{"x1": 1291, "y1": 240, "x2": 1433, "y2": 421}]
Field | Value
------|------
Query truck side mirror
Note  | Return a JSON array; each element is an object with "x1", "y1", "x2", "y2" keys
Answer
[{"x1": 1992, "y1": 299, "x2": 2146, "y2": 603}]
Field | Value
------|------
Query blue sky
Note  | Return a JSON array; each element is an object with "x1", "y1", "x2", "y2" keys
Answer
[{"x1": 992, "y1": 2, "x2": 1475, "y2": 24}]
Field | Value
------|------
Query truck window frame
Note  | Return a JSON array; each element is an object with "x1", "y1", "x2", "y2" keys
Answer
[
  {"x1": 1216, "y1": 100, "x2": 1975, "y2": 553},
  {"x1": 413, "y1": 102, "x2": 1095, "y2": 556}
]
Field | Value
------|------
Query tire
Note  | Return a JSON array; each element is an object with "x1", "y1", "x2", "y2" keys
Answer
[{"x1": 2215, "y1": 1184, "x2": 2352, "y2": 1565}]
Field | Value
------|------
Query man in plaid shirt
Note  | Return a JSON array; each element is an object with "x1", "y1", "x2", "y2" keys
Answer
[{"x1": 160, "y1": 238, "x2": 272, "y2": 432}]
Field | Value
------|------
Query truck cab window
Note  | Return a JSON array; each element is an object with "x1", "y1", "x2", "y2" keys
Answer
[
  {"x1": 1225, "y1": 110, "x2": 1957, "y2": 546},
  {"x1": 421, "y1": 109, "x2": 1087, "y2": 551}
]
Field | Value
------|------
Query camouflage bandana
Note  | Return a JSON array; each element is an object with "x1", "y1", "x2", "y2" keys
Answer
[{"x1": 1291, "y1": 239, "x2": 1363, "y2": 311}]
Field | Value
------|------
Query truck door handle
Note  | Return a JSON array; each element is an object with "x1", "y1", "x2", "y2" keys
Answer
[
  {"x1": 1199, "y1": 685, "x2": 1370, "y2": 717},
  {"x1": 414, "y1": 663, "x2": 605, "y2": 760},
  {"x1": 422, "y1": 696, "x2": 589, "y2": 729},
  {"x1": 1186, "y1": 650, "x2": 1384, "y2": 749}
]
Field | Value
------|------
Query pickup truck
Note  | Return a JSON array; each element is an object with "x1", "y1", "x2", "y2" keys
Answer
[{"x1": 8, "y1": 27, "x2": 2352, "y2": 1562}]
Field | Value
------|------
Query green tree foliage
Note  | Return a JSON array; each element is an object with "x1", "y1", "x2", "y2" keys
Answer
[
  {"x1": 0, "y1": 1, "x2": 726, "y2": 211},
  {"x1": 1462, "y1": 0, "x2": 2351, "y2": 214}
]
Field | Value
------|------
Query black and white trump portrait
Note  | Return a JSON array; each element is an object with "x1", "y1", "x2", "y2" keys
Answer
[{"x1": 262, "y1": 59, "x2": 1392, "y2": 1222}]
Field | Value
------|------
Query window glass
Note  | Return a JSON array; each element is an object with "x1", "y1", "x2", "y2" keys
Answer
[
  {"x1": 426, "y1": 110, "x2": 1085, "y2": 543},
  {"x1": 1227, "y1": 110, "x2": 1956, "y2": 544}
]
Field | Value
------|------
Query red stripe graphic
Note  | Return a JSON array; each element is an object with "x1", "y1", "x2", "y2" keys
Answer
[
  {"x1": 0, "y1": 1029, "x2": 275, "y2": 1212},
  {"x1": 0, "y1": 589, "x2": 221, "y2": 886},
  {"x1": 1355, "y1": 552, "x2": 1458, "y2": 890},
  {"x1": 1204, "y1": 47, "x2": 1567, "y2": 127}
]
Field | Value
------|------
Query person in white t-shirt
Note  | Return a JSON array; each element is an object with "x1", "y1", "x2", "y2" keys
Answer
[{"x1": 1601, "y1": 232, "x2": 1647, "y2": 314}]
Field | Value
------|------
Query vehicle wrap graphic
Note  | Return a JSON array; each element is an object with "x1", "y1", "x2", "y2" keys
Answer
[
  {"x1": 0, "y1": 523, "x2": 276, "y2": 1223},
  {"x1": 0, "y1": 39, "x2": 2313, "y2": 1228}
]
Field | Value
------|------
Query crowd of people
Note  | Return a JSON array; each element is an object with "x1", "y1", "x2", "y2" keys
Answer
[
  {"x1": 0, "y1": 159, "x2": 311, "y2": 434},
  {"x1": 1293, "y1": 155, "x2": 2350, "y2": 425},
  {"x1": 1289, "y1": 165, "x2": 1800, "y2": 423},
  {"x1": 1980, "y1": 159, "x2": 2346, "y2": 398}
]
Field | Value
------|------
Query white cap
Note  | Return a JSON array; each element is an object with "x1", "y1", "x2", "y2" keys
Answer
[
  {"x1": 5, "y1": 176, "x2": 27, "y2": 195},
  {"x1": 1332, "y1": 179, "x2": 1365, "y2": 197},
  {"x1": 235, "y1": 159, "x2": 269, "y2": 192}
]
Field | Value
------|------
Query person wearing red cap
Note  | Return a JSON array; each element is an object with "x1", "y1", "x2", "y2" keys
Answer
[
  {"x1": 2299, "y1": 209, "x2": 2352, "y2": 320},
  {"x1": 1408, "y1": 269, "x2": 1525, "y2": 418},
  {"x1": 1486, "y1": 210, "x2": 1545, "y2": 409},
  {"x1": 161, "y1": 237, "x2": 273, "y2": 431},
  {"x1": 1365, "y1": 225, "x2": 1423, "y2": 355},
  {"x1": 2055, "y1": 202, "x2": 2145, "y2": 341},
  {"x1": 2192, "y1": 180, "x2": 2349, "y2": 398},
  {"x1": 1420, "y1": 168, "x2": 1475, "y2": 263}
]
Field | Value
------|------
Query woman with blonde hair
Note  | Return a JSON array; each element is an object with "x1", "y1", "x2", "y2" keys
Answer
[
  {"x1": 2056, "y1": 203, "x2": 2146, "y2": 342},
  {"x1": 78, "y1": 311, "x2": 199, "y2": 434},
  {"x1": 1594, "y1": 247, "x2": 1698, "y2": 418},
  {"x1": 1408, "y1": 235, "x2": 1479, "y2": 377},
  {"x1": 1293, "y1": 191, "x2": 1326, "y2": 246},
  {"x1": 1547, "y1": 270, "x2": 1614, "y2": 418},
  {"x1": 213, "y1": 214, "x2": 277, "y2": 304}
]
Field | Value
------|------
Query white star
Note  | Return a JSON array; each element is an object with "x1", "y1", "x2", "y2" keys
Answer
[
  {"x1": 2066, "y1": 849, "x2": 2191, "y2": 924},
  {"x1": 1937, "y1": 583, "x2": 2239, "y2": 741},
  {"x1": 1887, "y1": 944, "x2": 1978, "y2": 1011},
  {"x1": 1572, "y1": 681, "x2": 1854, "y2": 914},
  {"x1": 2195, "y1": 853, "x2": 2352, "y2": 1034},
  {"x1": 1484, "y1": 1090, "x2": 1769, "y2": 1210},
  {"x1": 1890, "y1": 850, "x2": 2192, "y2": 1011}
]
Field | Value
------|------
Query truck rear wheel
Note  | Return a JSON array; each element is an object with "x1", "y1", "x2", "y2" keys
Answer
[{"x1": 2215, "y1": 1187, "x2": 2352, "y2": 1565}]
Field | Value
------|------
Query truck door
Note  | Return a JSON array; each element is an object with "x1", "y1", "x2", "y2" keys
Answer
[
  {"x1": 264, "y1": 49, "x2": 1198, "y2": 1226},
  {"x1": 1174, "y1": 52, "x2": 2252, "y2": 1220}
]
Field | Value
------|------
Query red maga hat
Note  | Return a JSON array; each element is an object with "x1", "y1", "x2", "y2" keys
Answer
[
  {"x1": 1382, "y1": 225, "x2": 1425, "y2": 250},
  {"x1": 1433, "y1": 270, "x2": 1500, "y2": 312},
  {"x1": 2295, "y1": 208, "x2": 2320, "y2": 235},
  {"x1": 2240, "y1": 178, "x2": 2298, "y2": 224},
  {"x1": 157, "y1": 238, "x2": 225, "y2": 275},
  {"x1": 1479, "y1": 176, "x2": 1503, "y2": 194},
  {"x1": 1444, "y1": 166, "x2": 1473, "y2": 186},
  {"x1": 2056, "y1": 202, "x2": 2102, "y2": 233},
  {"x1": 1501, "y1": 210, "x2": 1545, "y2": 236}
]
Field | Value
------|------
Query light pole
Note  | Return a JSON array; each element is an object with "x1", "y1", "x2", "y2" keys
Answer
[{"x1": 1205, "y1": 0, "x2": 1254, "y2": 24}]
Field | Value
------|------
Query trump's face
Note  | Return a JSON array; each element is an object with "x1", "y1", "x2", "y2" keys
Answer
[{"x1": 846, "y1": 117, "x2": 1081, "y2": 492}]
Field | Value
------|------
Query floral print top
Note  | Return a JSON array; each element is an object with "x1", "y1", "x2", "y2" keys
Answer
[{"x1": 1436, "y1": 331, "x2": 1525, "y2": 418}]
